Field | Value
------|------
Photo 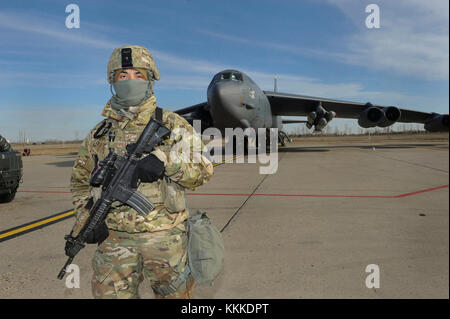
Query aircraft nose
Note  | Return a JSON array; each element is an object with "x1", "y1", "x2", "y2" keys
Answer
[{"x1": 208, "y1": 82, "x2": 242, "y2": 128}]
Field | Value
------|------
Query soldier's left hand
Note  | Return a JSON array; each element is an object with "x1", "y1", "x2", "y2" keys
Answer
[{"x1": 133, "y1": 154, "x2": 165, "y2": 183}]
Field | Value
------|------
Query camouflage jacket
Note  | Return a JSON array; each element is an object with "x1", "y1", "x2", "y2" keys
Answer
[{"x1": 70, "y1": 95, "x2": 213, "y2": 234}]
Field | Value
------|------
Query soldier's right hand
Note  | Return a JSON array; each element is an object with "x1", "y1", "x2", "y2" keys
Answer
[{"x1": 64, "y1": 235, "x2": 84, "y2": 258}]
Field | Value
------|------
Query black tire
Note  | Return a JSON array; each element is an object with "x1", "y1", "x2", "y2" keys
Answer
[{"x1": 0, "y1": 188, "x2": 17, "y2": 203}]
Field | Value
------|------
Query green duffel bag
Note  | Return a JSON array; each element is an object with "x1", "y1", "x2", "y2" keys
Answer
[
  {"x1": 187, "y1": 210, "x2": 225, "y2": 285},
  {"x1": 155, "y1": 210, "x2": 225, "y2": 296}
]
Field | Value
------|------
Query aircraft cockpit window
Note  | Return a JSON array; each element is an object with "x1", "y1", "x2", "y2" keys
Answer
[
  {"x1": 231, "y1": 73, "x2": 243, "y2": 81},
  {"x1": 219, "y1": 72, "x2": 243, "y2": 81}
]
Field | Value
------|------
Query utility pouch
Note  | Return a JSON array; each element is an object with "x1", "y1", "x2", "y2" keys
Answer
[{"x1": 160, "y1": 176, "x2": 186, "y2": 213}]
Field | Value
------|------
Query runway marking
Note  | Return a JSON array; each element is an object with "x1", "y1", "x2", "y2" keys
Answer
[
  {"x1": 3, "y1": 183, "x2": 448, "y2": 243},
  {"x1": 395, "y1": 184, "x2": 449, "y2": 198},
  {"x1": 187, "y1": 184, "x2": 449, "y2": 199},
  {"x1": 212, "y1": 155, "x2": 242, "y2": 167},
  {"x1": 0, "y1": 209, "x2": 73, "y2": 243}
]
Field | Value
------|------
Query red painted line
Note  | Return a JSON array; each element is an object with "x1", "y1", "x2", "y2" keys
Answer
[
  {"x1": 186, "y1": 184, "x2": 449, "y2": 199},
  {"x1": 186, "y1": 193, "x2": 394, "y2": 198},
  {"x1": 18, "y1": 184, "x2": 449, "y2": 199},
  {"x1": 257, "y1": 194, "x2": 394, "y2": 199},
  {"x1": 394, "y1": 184, "x2": 449, "y2": 198}
]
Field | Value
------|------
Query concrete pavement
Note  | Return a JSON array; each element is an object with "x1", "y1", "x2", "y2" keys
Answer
[{"x1": 0, "y1": 140, "x2": 448, "y2": 298}]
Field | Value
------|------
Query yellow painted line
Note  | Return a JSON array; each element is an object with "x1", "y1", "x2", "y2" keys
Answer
[
  {"x1": 0, "y1": 210, "x2": 74, "y2": 240},
  {"x1": 213, "y1": 155, "x2": 242, "y2": 167}
]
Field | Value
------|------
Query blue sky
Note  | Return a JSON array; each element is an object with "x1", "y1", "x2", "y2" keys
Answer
[{"x1": 0, "y1": 0, "x2": 448, "y2": 141}]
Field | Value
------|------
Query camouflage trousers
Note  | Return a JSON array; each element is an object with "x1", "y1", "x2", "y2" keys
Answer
[{"x1": 91, "y1": 225, "x2": 194, "y2": 299}]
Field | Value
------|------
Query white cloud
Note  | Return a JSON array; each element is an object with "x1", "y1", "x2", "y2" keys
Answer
[
  {"x1": 0, "y1": 11, "x2": 119, "y2": 49},
  {"x1": 197, "y1": 29, "x2": 319, "y2": 59},
  {"x1": 326, "y1": 0, "x2": 449, "y2": 80},
  {"x1": 244, "y1": 70, "x2": 448, "y2": 112},
  {"x1": 198, "y1": 1, "x2": 449, "y2": 81},
  {"x1": 0, "y1": 10, "x2": 229, "y2": 89},
  {"x1": 152, "y1": 48, "x2": 229, "y2": 75},
  {"x1": 0, "y1": 71, "x2": 104, "y2": 88}
]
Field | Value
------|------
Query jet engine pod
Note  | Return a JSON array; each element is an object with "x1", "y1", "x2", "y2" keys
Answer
[
  {"x1": 358, "y1": 103, "x2": 383, "y2": 128},
  {"x1": 307, "y1": 111, "x2": 317, "y2": 123},
  {"x1": 378, "y1": 106, "x2": 401, "y2": 127},
  {"x1": 314, "y1": 118, "x2": 328, "y2": 131},
  {"x1": 424, "y1": 114, "x2": 450, "y2": 132},
  {"x1": 306, "y1": 111, "x2": 316, "y2": 129},
  {"x1": 325, "y1": 111, "x2": 336, "y2": 122}
]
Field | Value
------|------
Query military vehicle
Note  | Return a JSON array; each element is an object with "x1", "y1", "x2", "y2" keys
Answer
[{"x1": 0, "y1": 148, "x2": 22, "y2": 203}]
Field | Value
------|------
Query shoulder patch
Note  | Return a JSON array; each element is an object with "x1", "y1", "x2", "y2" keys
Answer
[{"x1": 93, "y1": 120, "x2": 112, "y2": 139}]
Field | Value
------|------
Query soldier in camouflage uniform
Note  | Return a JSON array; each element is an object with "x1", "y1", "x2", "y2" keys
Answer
[
  {"x1": 0, "y1": 135, "x2": 12, "y2": 152},
  {"x1": 68, "y1": 45, "x2": 214, "y2": 299}
]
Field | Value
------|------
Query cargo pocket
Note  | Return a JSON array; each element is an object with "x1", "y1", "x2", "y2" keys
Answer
[
  {"x1": 161, "y1": 177, "x2": 186, "y2": 213},
  {"x1": 91, "y1": 249, "x2": 114, "y2": 284},
  {"x1": 110, "y1": 271, "x2": 141, "y2": 299}
]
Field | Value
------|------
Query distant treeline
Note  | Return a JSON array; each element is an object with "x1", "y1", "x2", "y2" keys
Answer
[
  {"x1": 288, "y1": 123, "x2": 427, "y2": 137},
  {"x1": 11, "y1": 139, "x2": 84, "y2": 145}
]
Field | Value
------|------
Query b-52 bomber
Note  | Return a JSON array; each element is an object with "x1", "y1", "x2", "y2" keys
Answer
[{"x1": 175, "y1": 69, "x2": 449, "y2": 148}]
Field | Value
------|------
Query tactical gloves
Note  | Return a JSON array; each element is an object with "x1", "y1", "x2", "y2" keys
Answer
[
  {"x1": 64, "y1": 234, "x2": 85, "y2": 258},
  {"x1": 133, "y1": 154, "x2": 165, "y2": 183},
  {"x1": 64, "y1": 221, "x2": 110, "y2": 257}
]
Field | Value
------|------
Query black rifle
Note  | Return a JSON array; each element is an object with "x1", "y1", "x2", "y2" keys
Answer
[{"x1": 57, "y1": 118, "x2": 171, "y2": 280}]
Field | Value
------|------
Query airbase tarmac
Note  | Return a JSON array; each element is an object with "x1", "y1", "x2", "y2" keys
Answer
[{"x1": 1, "y1": 133, "x2": 448, "y2": 298}]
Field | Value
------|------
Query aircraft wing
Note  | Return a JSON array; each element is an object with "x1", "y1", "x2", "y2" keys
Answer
[
  {"x1": 174, "y1": 102, "x2": 214, "y2": 131},
  {"x1": 264, "y1": 91, "x2": 449, "y2": 131},
  {"x1": 174, "y1": 102, "x2": 208, "y2": 116}
]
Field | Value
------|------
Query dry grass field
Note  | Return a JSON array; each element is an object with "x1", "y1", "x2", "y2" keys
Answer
[
  {"x1": 10, "y1": 132, "x2": 448, "y2": 156},
  {"x1": 289, "y1": 132, "x2": 449, "y2": 145},
  {"x1": 10, "y1": 142, "x2": 82, "y2": 156}
]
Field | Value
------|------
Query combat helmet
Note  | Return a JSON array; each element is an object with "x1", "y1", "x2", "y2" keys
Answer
[{"x1": 107, "y1": 45, "x2": 160, "y2": 83}]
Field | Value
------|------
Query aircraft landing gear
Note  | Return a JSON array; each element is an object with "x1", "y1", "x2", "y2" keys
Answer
[
  {"x1": 278, "y1": 131, "x2": 292, "y2": 147},
  {"x1": 278, "y1": 133, "x2": 286, "y2": 147},
  {"x1": 228, "y1": 130, "x2": 281, "y2": 155}
]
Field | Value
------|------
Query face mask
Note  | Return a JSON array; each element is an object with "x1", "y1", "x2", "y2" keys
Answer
[{"x1": 110, "y1": 79, "x2": 152, "y2": 111}]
